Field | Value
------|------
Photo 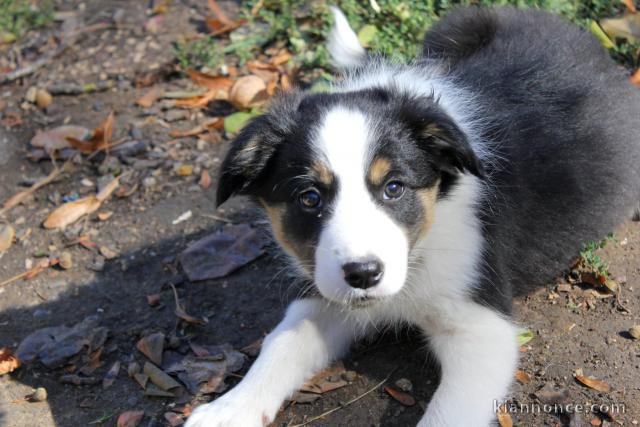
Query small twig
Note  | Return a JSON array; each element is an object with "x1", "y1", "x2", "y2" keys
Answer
[
  {"x1": 0, "y1": 159, "x2": 73, "y2": 216},
  {"x1": 0, "y1": 44, "x2": 69, "y2": 84},
  {"x1": 201, "y1": 213, "x2": 233, "y2": 224},
  {"x1": 615, "y1": 285, "x2": 631, "y2": 313},
  {"x1": 289, "y1": 369, "x2": 396, "y2": 427}
]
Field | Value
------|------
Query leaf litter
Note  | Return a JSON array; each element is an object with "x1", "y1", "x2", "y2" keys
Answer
[{"x1": 180, "y1": 223, "x2": 267, "y2": 281}]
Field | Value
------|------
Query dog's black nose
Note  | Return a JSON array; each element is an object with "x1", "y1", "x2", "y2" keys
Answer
[{"x1": 342, "y1": 260, "x2": 383, "y2": 289}]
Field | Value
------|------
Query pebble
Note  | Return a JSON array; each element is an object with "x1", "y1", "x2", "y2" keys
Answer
[
  {"x1": 395, "y1": 378, "x2": 413, "y2": 392},
  {"x1": 630, "y1": 325, "x2": 640, "y2": 340},
  {"x1": 164, "y1": 110, "x2": 189, "y2": 123},
  {"x1": 59, "y1": 251, "x2": 73, "y2": 270},
  {"x1": 143, "y1": 176, "x2": 157, "y2": 188},
  {"x1": 30, "y1": 387, "x2": 47, "y2": 402},
  {"x1": 88, "y1": 255, "x2": 106, "y2": 272},
  {"x1": 342, "y1": 370, "x2": 357, "y2": 382}
]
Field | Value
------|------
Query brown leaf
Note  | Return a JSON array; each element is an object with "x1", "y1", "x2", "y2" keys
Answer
[
  {"x1": 67, "y1": 112, "x2": 115, "y2": 154},
  {"x1": 207, "y1": 0, "x2": 234, "y2": 26},
  {"x1": 631, "y1": 69, "x2": 640, "y2": 87},
  {"x1": 99, "y1": 245, "x2": 119, "y2": 260},
  {"x1": 384, "y1": 386, "x2": 416, "y2": 406},
  {"x1": 200, "y1": 170, "x2": 212, "y2": 189},
  {"x1": 229, "y1": 75, "x2": 268, "y2": 109},
  {"x1": 136, "y1": 333, "x2": 165, "y2": 366},
  {"x1": 497, "y1": 405, "x2": 513, "y2": 427},
  {"x1": 164, "y1": 412, "x2": 184, "y2": 427},
  {"x1": 515, "y1": 369, "x2": 532, "y2": 384},
  {"x1": 116, "y1": 410, "x2": 145, "y2": 427},
  {"x1": 174, "y1": 90, "x2": 222, "y2": 108},
  {"x1": 186, "y1": 70, "x2": 234, "y2": 93},
  {"x1": 43, "y1": 196, "x2": 101, "y2": 229},
  {"x1": 0, "y1": 348, "x2": 21, "y2": 375},
  {"x1": 623, "y1": 0, "x2": 637, "y2": 13},
  {"x1": 575, "y1": 372, "x2": 611, "y2": 392},
  {"x1": 43, "y1": 175, "x2": 121, "y2": 229},
  {"x1": 30, "y1": 125, "x2": 90, "y2": 152},
  {"x1": 271, "y1": 50, "x2": 292, "y2": 66},
  {"x1": 300, "y1": 362, "x2": 347, "y2": 394},
  {"x1": 103, "y1": 360, "x2": 120, "y2": 388},
  {"x1": 0, "y1": 224, "x2": 15, "y2": 252},
  {"x1": 169, "y1": 117, "x2": 224, "y2": 138},
  {"x1": 134, "y1": 373, "x2": 149, "y2": 389},
  {"x1": 170, "y1": 283, "x2": 208, "y2": 325},
  {"x1": 136, "y1": 88, "x2": 163, "y2": 108}
]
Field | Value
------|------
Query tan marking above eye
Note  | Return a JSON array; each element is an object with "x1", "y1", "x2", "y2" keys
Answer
[
  {"x1": 414, "y1": 182, "x2": 440, "y2": 245},
  {"x1": 368, "y1": 157, "x2": 392, "y2": 185},
  {"x1": 310, "y1": 162, "x2": 334, "y2": 186}
]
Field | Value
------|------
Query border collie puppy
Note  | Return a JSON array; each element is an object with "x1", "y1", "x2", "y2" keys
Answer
[{"x1": 187, "y1": 6, "x2": 640, "y2": 427}]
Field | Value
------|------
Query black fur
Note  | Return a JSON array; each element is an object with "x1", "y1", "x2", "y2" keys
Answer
[{"x1": 424, "y1": 7, "x2": 640, "y2": 312}]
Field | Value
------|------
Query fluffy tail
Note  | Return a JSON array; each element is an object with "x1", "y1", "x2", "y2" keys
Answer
[{"x1": 327, "y1": 7, "x2": 366, "y2": 70}]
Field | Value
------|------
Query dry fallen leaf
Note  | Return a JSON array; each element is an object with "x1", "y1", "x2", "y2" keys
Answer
[
  {"x1": 30, "y1": 125, "x2": 91, "y2": 152},
  {"x1": 300, "y1": 362, "x2": 347, "y2": 394},
  {"x1": 384, "y1": 386, "x2": 416, "y2": 406},
  {"x1": 103, "y1": 360, "x2": 120, "y2": 388},
  {"x1": 631, "y1": 69, "x2": 640, "y2": 87},
  {"x1": 0, "y1": 224, "x2": 15, "y2": 252},
  {"x1": 144, "y1": 362, "x2": 182, "y2": 391},
  {"x1": 136, "y1": 332, "x2": 165, "y2": 366},
  {"x1": 200, "y1": 170, "x2": 212, "y2": 189},
  {"x1": 0, "y1": 348, "x2": 21, "y2": 375},
  {"x1": 67, "y1": 112, "x2": 116, "y2": 154},
  {"x1": 136, "y1": 88, "x2": 163, "y2": 108},
  {"x1": 169, "y1": 117, "x2": 224, "y2": 138},
  {"x1": 497, "y1": 405, "x2": 513, "y2": 427},
  {"x1": 575, "y1": 371, "x2": 611, "y2": 392},
  {"x1": 515, "y1": 369, "x2": 532, "y2": 384},
  {"x1": 229, "y1": 75, "x2": 268, "y2": 109},
  {"x1": 169, "y1": 283, "x2": 208, "y2": 325},
  {"x1": 187, "y1": 70, "x2": 234, "y2": 93},
  {"x1": 43, "y1": 175, "x2": 121, "y2": 229},
  {"x1": 600, "y1": 14, "x2": 640, "y2": 43},
  {"x1": 623, "y1": 0, "x2": 637, "y2": 13},
  {"x1": 164, "y1": 412, "x2": 184, "y2": 427},
  {"x1": 116, "y1": 410, "x2": 145, "y2": 427}
]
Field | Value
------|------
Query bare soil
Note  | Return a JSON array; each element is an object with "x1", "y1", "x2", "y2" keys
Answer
[{"x1": 0, "y1": 1, "x2": 639, "y2": 426}]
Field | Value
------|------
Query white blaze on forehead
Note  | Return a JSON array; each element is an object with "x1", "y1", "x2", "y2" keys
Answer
[{"x1": 313, "y1": 107, "x2": 409, "y2": 303}]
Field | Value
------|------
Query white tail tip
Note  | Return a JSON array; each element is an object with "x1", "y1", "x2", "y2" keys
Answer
[{"x1": 328, "y1": 6, "x2": 366, "y2": 70}]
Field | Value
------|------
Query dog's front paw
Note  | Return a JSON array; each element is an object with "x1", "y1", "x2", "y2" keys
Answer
[{"x1": 185, "y1": 394, "x2": 271, "y2": 427}]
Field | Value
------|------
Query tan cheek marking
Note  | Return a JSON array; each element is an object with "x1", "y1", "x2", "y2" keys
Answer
[
  {"x1": 415, "y1": 182, "x2": 440, "y2": 244},
  {"x1": 260, "y1": 201, "x2": 297, "y2": 256},
  {"x1": 310, "y1": 162, "x2": 333, "y2": 186},
  {"x1": 368, "y1": 157, "x2": 392, "y2": 186}
]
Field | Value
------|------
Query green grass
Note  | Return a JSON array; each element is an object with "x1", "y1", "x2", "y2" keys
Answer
[
  {"x1": 0, "y1": 0, "x2": 53, "y2": 42},
  {"x1": 579, "y1": 233, "x2": 616, "y2": 278},
  {"x1": 176, "y1": 0, "x2": 638, "y2": 71}
]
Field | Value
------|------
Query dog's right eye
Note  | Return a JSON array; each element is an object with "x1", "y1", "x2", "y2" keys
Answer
[{"x1": 298, "y1": 190, "x2": 322, "y2": 210}]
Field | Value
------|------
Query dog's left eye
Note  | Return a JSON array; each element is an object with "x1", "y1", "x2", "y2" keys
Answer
[
  {"x1": 298, "y1": 189, "x2": 322, "y2": 210},
  {"x1": 383, "y1": 181, "x2": 405, "y2": 200}
]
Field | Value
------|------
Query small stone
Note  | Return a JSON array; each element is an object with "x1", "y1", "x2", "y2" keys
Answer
[
  {"x1": 175, "y1": 164, "x2": 193, "y2": 177},
  {"x1": 25, "y1": 86, "x2": 38, "y2": 103},
  {"x1": 164, "y1": 110, "x2": 189, "y2": 123},
  {"x1": 395, "y1": 378, "x2": 413, "y2": 392},
  {"x1": 629, "y1": 325, "x2": 640, "y2": 340},
  {"x1": 342, "y1": 371, "x2": 357, "y2": 382},
  {"x1": 35, "y1": 89, "x2": 53, "y2": 108},
  {"x1": 143, "y1": 177, "x2": 157, "y2": 188},
  {"x1": 59, "y1": 251, "x2": 73, "y2": 269},
  {"x1": 167, "y1": 335, "x2": 181, "y2": 349},
  {"x1": 88, "y1": 255, "x2": 105, "y2": 272},
  {"x1": 30, "y1": 387, "x2": 47, "y2": 402}
]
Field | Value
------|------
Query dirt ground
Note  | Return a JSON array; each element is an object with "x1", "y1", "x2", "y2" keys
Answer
[{"x1": 1, "y1": 1, "x2": 639, "y2": 426}]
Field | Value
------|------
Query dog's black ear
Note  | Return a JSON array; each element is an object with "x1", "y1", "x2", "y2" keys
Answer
[
  {"x1": 216, "y1": 115, "x2": 282, "y2": 207},
  {"x1": 400, "y1": 98, "x2": 485, "y2": 178}
]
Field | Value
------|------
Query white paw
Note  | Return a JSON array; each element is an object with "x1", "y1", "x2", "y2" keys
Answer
[{"x1": 185, "y1": 394, "x2": 270, "y2": 427}]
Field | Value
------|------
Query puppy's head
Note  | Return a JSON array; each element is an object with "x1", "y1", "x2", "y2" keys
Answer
[{"x1": 217, "y1": 88, "x2": 483, "y2": 306}]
